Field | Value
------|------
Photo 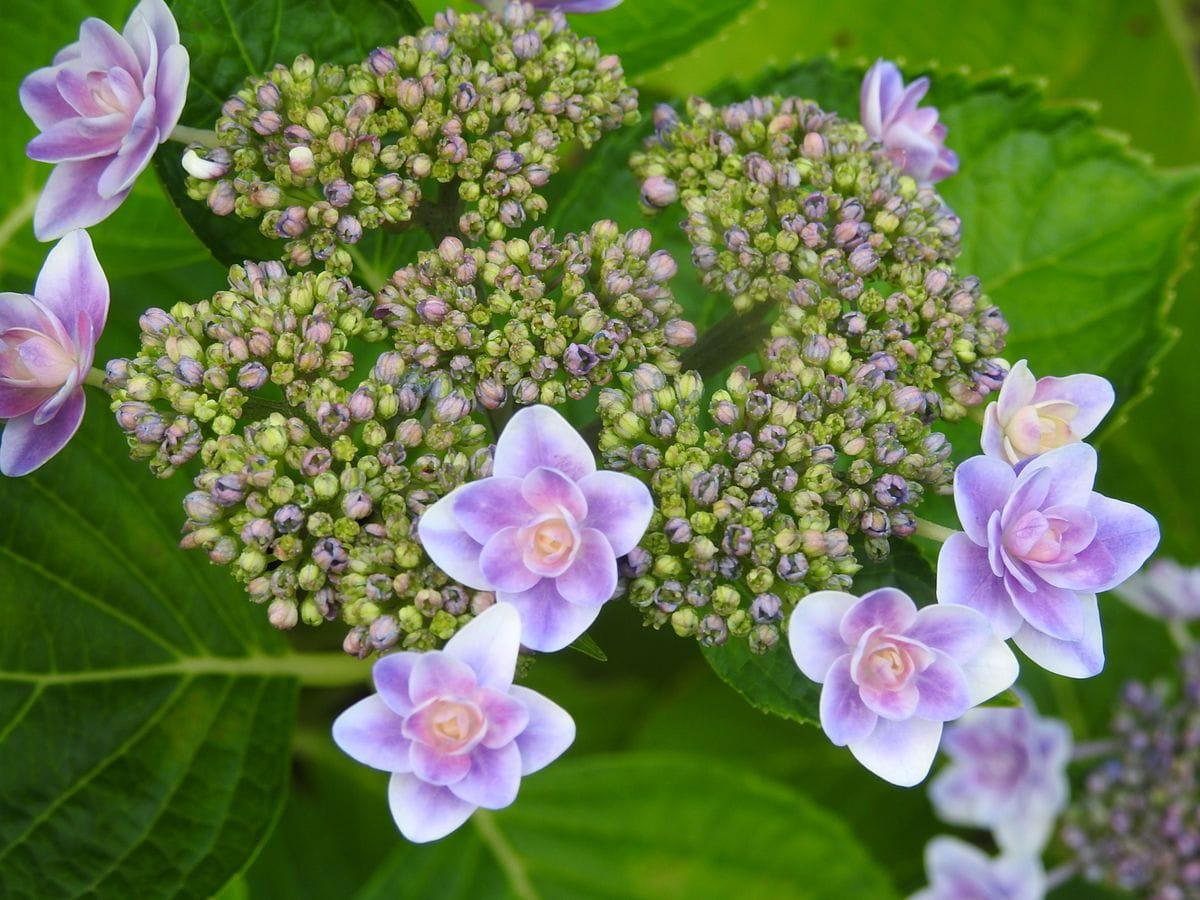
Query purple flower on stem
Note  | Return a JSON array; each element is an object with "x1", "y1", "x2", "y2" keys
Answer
[
  {"x1": 1115, "y1": 557, "x2": 1200, "y2": 622},
  {"x1": 1, "y1": 230, "x2": 108, "y2": 476},
  {"x1": 19, "y1": 0, "x2": 189, "y2": 240},
  {"x1": 929, "y1": 700, "x2": 1072, "y2": 854},
  {"x1": 982, "y1": 360, "x2": 1114, "y2": 465},
  {"x1": 420, "y1": 405, "x2": 653, "y2": 652},
  {"x1": 332, "y1": 604, "x2": 575, "y2": 842},
  {"x1": 910, "y1": 837, "x2": 1046, "y2": 900},
  {"x1": 860, "y1": 59, "x2": 958, "y2": 184},
  {"x1": 788, "y1": 587, "x2": 1018, "y2": 786},
  {"x1": 937, "y1": 444, "x2": 1160, "y2": 678}
]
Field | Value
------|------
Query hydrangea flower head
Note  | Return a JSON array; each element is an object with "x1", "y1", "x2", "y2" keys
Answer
[
  {"x1": 937, "y1": 444, "x2": 1160, "y2": 677},
  {"x1": 982, "y1": 360, "x2": 1114, "y2": 465},
  {"x1": 479, "y1": 0, "x2": 622, "y2": 11},
  {"x1": 19, "y1": 0, "x2": 189, "y2": 239},
  {"x1": 420, "y1": 405, "x2": 653, "y2": 652},
  {"x1": 929, "y1": 701, "x2": 1072, "y2": 854},
  {"x1": 860, "y1": 59, "x2": 958, "y2": 184},
  {"x1": 1, "y1": 230, "x2": 108, "y2": 476},
  {"x1": 910, "y1": 837, "x2": 1046, "y2": 900},
  {"x1": 1115, "y1": 557, "x2": 1200, "y2": 622},
  {"x1": 332, "y1": 603, "x2": 575, "y2": 842},
  {"x1": 788, "y1": 587, "x2": 1018, "y2": 786}
]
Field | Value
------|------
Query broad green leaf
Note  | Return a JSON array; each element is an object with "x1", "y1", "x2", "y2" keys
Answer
[
  {"x1": 354, "y1": 753, "x2": 899, "y2": 900},
  {"x1": 0, "y1": 408, "x2": 302, "y2": 900},
  {"x1": 700, "y1": 640, "x2": 819, "y2": 727},
  {"x1": 849, "y1": 540, "x2": 937, "y2": 605}
]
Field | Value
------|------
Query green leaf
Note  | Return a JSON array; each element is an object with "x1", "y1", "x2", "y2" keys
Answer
[
  {"x1": 570, "y1": 0, "x2": 756, "y2": 80},
  {"x1": 701, "y1": 640, "x2": 819, "y2": 727},
  {"x1": 0, "y1": 408, "x2": 302, "y2": 899},
  {"x1": 354, "y1": 753, "x2": 899, "y2": 900},
  {"x1": 850, "y1": 540, "x2": 937, "y2": 605},
  {"x1": 566, "y1": 633, "x2": 607, "y2": 662}
]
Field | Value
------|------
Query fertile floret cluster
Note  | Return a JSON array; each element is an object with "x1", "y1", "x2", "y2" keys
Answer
[
  {"x1": 106, "y1": 260, "x2": 501, "y2": 653},
  {"x1": 633, "y1": 95, "x2": 1007, "y2": 418},
  {"x1": 374, "y1": 221, "x2": 696, "y2": 411},
  {"x1": 183, "y1": 1, "x2": 638, "y2": 273}
]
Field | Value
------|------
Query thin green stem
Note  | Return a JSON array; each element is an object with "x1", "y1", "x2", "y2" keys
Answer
[
  {"x1": 347, "y1": 245, "x2": 386, "y2": 293},
  {"x1": 1071, "y1": 738, "x2": 1118, "y2": 763},
  {"x1": 85, "y1": 367, "x2": 108, "y2": 389},
  {"x1": 1045, "y1": 863, "x2": 1079, "y2": 892},
  {"x1": 168, "y1": 125, "x2": 220, "y2": 148},
  {"x1": 678, "y1": 304, "x2": 772, "y2": 379},
  {"x1": 1169, "y1": 619, "x2": 1194, "y2": 651},
  {"x1": 473, "y1": 810, "x2": 540, "y2": 900},
  {"x1": 913, "y1": 517, "x2": 957, "y2": 543}
]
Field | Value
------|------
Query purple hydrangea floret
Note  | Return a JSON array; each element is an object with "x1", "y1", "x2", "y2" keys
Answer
[
  {"x1": 420, "y1": 404, "x2": 653, "y2": 652},
  {"x1": 982, "y1": 359, "x2": 1114, "y2": 465},
  {"x1": 910, "y1": 837, "x2": 1046, "y2": 900},
  {"x1": 480, "y1": 0, "x2": 622, "y2": 12},
  {"x1": 929, "y1": 700, "x2": 1072, "y2": 854},
  {"x1": 788, "y1": 587, "x2": 1018, "y2": 786},
  {"x1": 19, "y1": 0, "x2": 189, "y2": 240},
  {"x1": 332, "y1": 603, "x2": 575, "y2": 842},
  {"x1": 937, "y1": 443, "x2": 1160, "y2": 678},
  {"x1": 1115, "y1": 557, "x2": 1200, "y2": 622},
  {"x1": 1, "y1": 230, "x2": 108, "y2": 476},
  {"x1": 860, "y1": 59, "x2": 958, "y2": 184}
]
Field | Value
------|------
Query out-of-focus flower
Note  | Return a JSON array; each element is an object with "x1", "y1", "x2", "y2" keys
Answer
[
  {"x1": 420, "y1": 405, "x2": 653, "y2": 652},
  {"x1": 981, "y1": 360, "x2": 1114, "y2": 465},
  {"x1": 1115, "y1": 557, "x2": 1200, "y2": 622},
  {"x1": 860, "y1": 59, "x2": 958, "y2": 184},
  {"x1": 788, "y1": 587, "x2": 1018, "y2": 786},
  {"x1": 910, "y1": 837, "x2": 1046, "y2": 900},
  {"x1": 937, "y1": 444, "x2": 1159, "y2": 678},
  {"x1": 1, "y1": 230, "x2": 108, "y2": 476},
  {"x1": 19, "y1": 0, "x2": 189, "y2": 239},
  {"x1": 332, "y1": 603, "x2": 575, "y2": 842},
  {"x1": 930, "y1": 700, "x2": 1072, "y2": 854},
  {"x1": 479, "y1": 0, "x2": 622, "y2": 11}
]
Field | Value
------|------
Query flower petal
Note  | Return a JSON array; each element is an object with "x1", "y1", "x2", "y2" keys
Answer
[
  {"x1": 372, "y1": 652, "x2": 420, "y2": 716},
  {"x1": 1020, "y1": 443, "x2": 1096, "y2": 510},
  {"x1": 409, "y1": 653, "x2": 477, "y2": 705},
  {"x1": 953, "y1": 455, "x2": 1015, "y2": 546},
  {"x1": 450, "y1": 742, "x2": 522, "y2": 809},
  {"x1": 19, "y1": 66, "x2": 76, "y2": 131},
  {"x1": 96, "y1": 97, "x2": 159, "y2": 198},
  {"x1": 1012, "y1": 593, "x2": 1104, "y2": 678},
  {"x1": 417, "y1": 493, "x2": 487, "y2": 588},
  {"x1": 451, "y1": 476, "x2": 533, "y2": 544},
  {"x1": 127, "y1": 0, "x2": 180, "y2": 57},
  {"x1": 819, "y1": 656, "x2": 878, "y2": 745},
  {"x1": 980, "y1": 404, "x2": 1006, "y2": 461},
  {"x1": 493, "y1": 404, "x2": 596, "y2": 482},
  {"x1": 913, "y1": 652, "x2": 971, "y2": 721},
  {"x1": 409, "y1": 740, "x2": 471, "y2": 786},
  {"x1": 26, "y1": 112, "x2": 129, "y2": 163},
  {"x1": 848, "y1": 716, "x2": 943, "y2": 787},
  {"x1": 33, "y1": 156, "x2": 130, "y2": 240},
  {"x1": 498, "y1": 579, "x2": 601, "y2": 652},
  {"x1": 839, "y1": 587, "x2": 917, "y2": 646},
  {"x1": 152, "y1": 43, "x2": 189, "y2": 136},
  {"x1": 1006, "y1": 575, "x2": 1085, "y2": 642},
  {"x1": 331, "y1": 694, "x2": 412, "y2": 773},
  {"x1": 477, "y1": 689, "x2": 529, "y2": 749},
  {"x1": 576, "y1": 470, "x2": 653, "y2": 557},
  {"x1": 859, "y1": 678, "x2": 919, "y2": 722},
  {"x1": 521, "y1": 466, "x2": 587, "y2": 520},
  {"x1": 0, "y1": 389, "x2": 85, "y2": 477},
  {"x1": 34, "y1": 229, "x2": 109, "y2": 342},
  {"x1": 387, "y1": 773, "x2": 475, "y2": 843},
  {"x1": 959, "y1": 635, "x2": 1019, "y2": 707},
  {"x1": 1072, "y1": 494, "x2": 1159, "y2": 593},
  {"x1": 787, "y1": 590, "x2": 857, "y2": 682},
  {"x1": 996, "y1": 360, "x2": 1037, "y2": 423},
  {"x1": 77, "y1": 17, "x2": 141, "y2": 77},
  {"x1": 907, "y1": 604, "x2": 991, "y2": 663},
  {"x1": 554, "y1": 527, "x2": 617, "y2": 607},
  {"x1": 509, "y1": 684, "x2": 575, "y2": 775},
  {"x1": 936, "y1": 533, "x2": 1024, "y2": 639},
  {"x1": 480, "y1": 527, "x2": 542, "y2": 593},
  {"x1": 443, "y1": 602, "x2": 521, "y2": 692},
  {"x1": 1031, "y1": 372, "x2": 1113, "y2": 439}
]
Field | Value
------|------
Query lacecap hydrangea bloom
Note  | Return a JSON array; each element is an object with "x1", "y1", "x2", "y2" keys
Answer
[
  {"x1": 1, "y1": 230, "x2": 108, "y2": 476},
  {"x1": 929, "y1": 700, "x2": 1072, "y2": 854},
  {"x1": 788, "y1": 587, "x2": 1017, "y2": 786},
  {"x1": 937, "y1": 443, "x2": 1159, "y2": 677},
  {"x1": 19, "y1": 0, "x2": 189, "y2": 240},
  {"x1": 860, "y1": 59, "x2": 958, "y2": 185},
  {"x1": 332, "y1": 603, "x2": 575, "y2": 842},
  {"x1": 421, "y1": 405, "x2": 653, "y2": 651},
  {"x1": 981, "y1": 359, "x2": 1114, "y2": 465},
  {"x1": 910, "y1": 836, "x2": 1045, "y2": 900}
]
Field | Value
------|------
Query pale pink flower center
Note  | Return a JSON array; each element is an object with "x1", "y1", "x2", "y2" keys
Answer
[
  {"x1": 88, "y1": 71, "x2": 127, "y2": 115},
  {"x1": 520, "y1": 512, "x2": 580, "y2": 576},
  {"x1": 0, "y1": 329, "x2": 77, "y2": 389},
  {"x1": 852, "y1": 629, "x2": 931, "y2": 693},
  {"x1": 411, "y1": 698, "x2": 486, "y2": 755},
  {"x1": 1005, "y1": 401, "x2": 1078, "y2": 458},
  {"x1": 1004, "y1": 511, "x2": 1068, "y2": 564}
]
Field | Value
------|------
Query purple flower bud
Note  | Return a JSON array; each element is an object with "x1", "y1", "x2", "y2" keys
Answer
[
  {"x1": 367, "y1": 47, "x2": 397, "y2": 75},
  {"x1": 324, "y1": 180, "x2": 354, "y2": 208},
  {"x1": 268, "y1": 599, "x2": 299, "y2": 630},
  {"x1": 211, "y1": 474, "x2": 246, "y2": 506},
  {"x1": 640, "y1": 175, "x2": 678, "y2": 208},
  {"x1": 273, "y1": 504, "x2": 304, "y2": 533},
  {"x1": 750, "y1": 593, "x2": 782, "y2": 623},
  {"x1": 301, "y1": 447, "x2": 332, "y2": 477},
  {"x1": 276, "y1": 206, "x2": 309, "y2": 238}
]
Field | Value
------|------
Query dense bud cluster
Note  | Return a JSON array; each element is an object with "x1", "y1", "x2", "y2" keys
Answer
[
  {"x1": 1062, "y1": 649, "x2": 1200, "y2": 899},
  {"x1": 106, "y1": 260, "x2": 499, "y2": 652},
  {"x1": 374, "y1": 221, "x2": 696, "y2": 410},
  {"x1": 183, "y1": 0, "x2": 638, "y2": 273},
  {"x1": 633, "y1": 95, "x2": 1007, "y2": 418}
]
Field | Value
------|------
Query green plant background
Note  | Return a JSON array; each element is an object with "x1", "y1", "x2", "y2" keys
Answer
[{"x1": 0, "y1": 1, "x2": 1197, "y2": 897}]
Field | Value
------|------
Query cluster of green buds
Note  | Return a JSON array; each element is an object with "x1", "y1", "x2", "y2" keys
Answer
[
  {"x1": 182, "y1": 0, "x2": 638, "y2": 274},
  {"x1": 104, "y1": 260, "x2": 500, "y2": 653},
  {"x1": 374, "y1": 221, "x2": 696, "y2": 410},
  {"x1": 632, "y1": 95, "x2": 1007, "y2": 418}
]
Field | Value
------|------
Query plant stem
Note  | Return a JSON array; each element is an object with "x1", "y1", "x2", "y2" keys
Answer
[
  {"x1": 168, "y1": 125, "x2": 220, "y2": 148},
  {"x1": 1045, "y1": 863, "x2": 1078, "y2": 891},
  {"x1": 473, "y1": 810, "x2": 540, "y2": 900},
  {"x1": 347, "y1": 245, "x2": 387, "y2": 292},
  {"x1": 678, "y1": 305, "x2": 772, "y2": 379},
  {"x1": 1071, "y1": 738, "x2": 1119, "y2": 762},
  {"x1": 1168, "y1": 619, "x2": 1194, "y2": 651},
  {"x1": 85, "y1": 367, "x2": 108, "y2": 389},
  {"x1": 913, "y1": 517, "x2": 956, "y2": 543}
]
